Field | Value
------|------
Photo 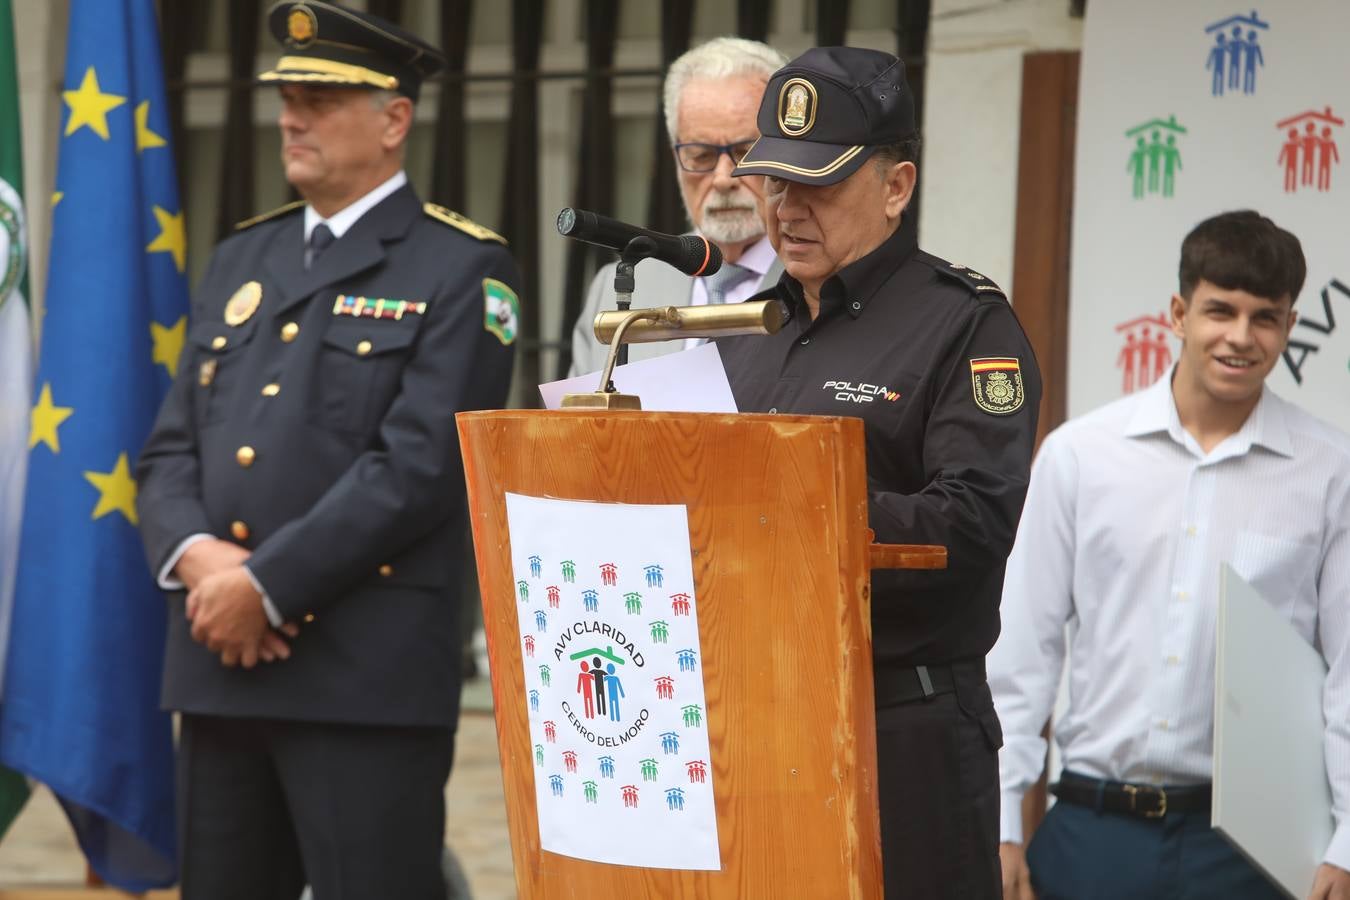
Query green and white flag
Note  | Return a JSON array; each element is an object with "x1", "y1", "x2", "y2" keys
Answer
[{"x1": 0, "y1": 0, "x2": 35, "y2": 838}]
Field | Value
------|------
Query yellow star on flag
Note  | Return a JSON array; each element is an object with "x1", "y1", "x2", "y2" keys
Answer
[
  {"x1": 29, "y1": 383, "x2": 74, "y2": 453},
  {"x1": 85, "y1": 453, "x2": 139, "y2": 525},
  {"x1": 135, "y1": 100, "x2": 166, "y2": 153},
  {"x1": 150, "y1": 315, "x2": 186, "y2": 376},
  {"x1": 51, "y1": 191, "x2": 63, "y2": 208},
  {"x1": 146, "y1": 205, "x2": 186, "y2": 273},
  {"x1": 63, "y1": 67, "x2": 126, "y2": 140}
]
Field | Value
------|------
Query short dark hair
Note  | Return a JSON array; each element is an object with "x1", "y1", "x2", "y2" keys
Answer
[
  {"x1": 871, "y1": 134, "x2": 922, "y2": 170},
  {"x1": 1178, "y1": 210, "x2": 1306, "y2": 305}
]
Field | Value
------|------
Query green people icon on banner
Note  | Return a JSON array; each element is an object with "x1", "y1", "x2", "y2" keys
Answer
[{"x1": 1124, "y1": 116, "x2": 1188, "y2": 199}]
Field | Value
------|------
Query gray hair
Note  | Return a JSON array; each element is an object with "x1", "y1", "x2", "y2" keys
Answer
[
  {"x1": 369, "y1": 88, "x2": 401, "y2": 109},
  {"x1": 662, "y1": 37, "x2": 787, "y2": 143}
]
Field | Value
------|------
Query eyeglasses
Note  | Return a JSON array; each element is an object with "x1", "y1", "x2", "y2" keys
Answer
[{"x1": 673, "y1": 139, "x2": 757, "y2": 173}]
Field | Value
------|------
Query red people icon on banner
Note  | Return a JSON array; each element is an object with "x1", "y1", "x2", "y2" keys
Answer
[
  {"x1": 1114, "y1": 314, "x2": 1173, "y2": 395},
  {"x1": 1276, "y1": 107, "x2": 1342, "y2": 193}
]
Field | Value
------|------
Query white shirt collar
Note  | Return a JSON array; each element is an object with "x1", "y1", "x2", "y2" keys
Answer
[
  {"x1": 729, "y1": 234, "x2": 775, "y2": 276},
  {"x1": 1123, "y1": 364, "x2": 1293, "y2": 459},
  {"x1": 303, "y1": 170, "x2": 408, "y2": 243}
]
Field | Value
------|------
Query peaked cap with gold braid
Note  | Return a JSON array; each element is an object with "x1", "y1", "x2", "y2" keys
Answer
[{"x1": 257, "y1": 1, "x2": 444, "y2": 102}]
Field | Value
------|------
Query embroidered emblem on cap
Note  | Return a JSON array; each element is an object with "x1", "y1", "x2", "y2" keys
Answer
[
  {"x1": 969, "y1": 357, "x2": 1025, "y2": 416},
  {"x1": 778, "y1": 78, "x2": 818, "y2": 137},
  {"x1": 224, "y1": 281, "x2": 262, "y2": 327},
  {"x1": 287, "y1": 5, "x2": 317, "y2": 47}
]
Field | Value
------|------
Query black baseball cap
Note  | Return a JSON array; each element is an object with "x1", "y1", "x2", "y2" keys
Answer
[
  {"x1": 733, "y1": 47, "x2": 916, "y2": 186},
  {"x1": 257, "y1": 1, "x2": 445, "y2": 102}
]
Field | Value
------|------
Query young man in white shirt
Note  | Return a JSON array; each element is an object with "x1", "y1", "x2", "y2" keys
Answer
[{"x1": 992, "y1": 210, "x2": 1350, "y2": 900}]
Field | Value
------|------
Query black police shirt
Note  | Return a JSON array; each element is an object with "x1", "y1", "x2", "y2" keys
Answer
[{"x1": 717, "y1": 212, "x2": 1042, "y2": 669}]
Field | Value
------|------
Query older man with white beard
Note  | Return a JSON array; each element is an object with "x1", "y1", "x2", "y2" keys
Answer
[{"x1": 568, "y1": 37, "x2": 786, "y2": 375}]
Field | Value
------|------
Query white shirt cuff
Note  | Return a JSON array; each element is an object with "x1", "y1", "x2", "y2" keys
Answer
[
  {"x1": 1324, "y1": 821, "x2": 1350, "y2": 873},
  {"x1": 242, "y1": 564, "x2": 284, "y2": 628},
  {"x1": 157, "y1": 533, "x2": 213, "y2": 590},
  {"x1": 1000, "y1": 789, "x2": 1026, "y2": 845}
]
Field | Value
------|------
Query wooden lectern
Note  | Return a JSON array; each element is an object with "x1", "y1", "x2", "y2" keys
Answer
[{"x1": 458, "y1": 410, "x2": 945, "y2": 899}]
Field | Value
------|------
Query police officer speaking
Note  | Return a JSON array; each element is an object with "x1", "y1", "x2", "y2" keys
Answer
[
  {"x1": 719, "y1": 46, "x2": 1042, "y2": 898},
  {"x1": 135, "y1": 2, "x2": 519, "y2": 897}
]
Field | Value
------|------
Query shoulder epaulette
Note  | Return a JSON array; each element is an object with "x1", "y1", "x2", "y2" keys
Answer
[
  {"x1": 234, "y1": 201, "x2": 305, "y2": 231},
  {"x1": 423, "y1": 203, "x2": 508, "y2": 245},
  {"x1": 935, "y1": 260, "x2": 1007, "y2": 301}
]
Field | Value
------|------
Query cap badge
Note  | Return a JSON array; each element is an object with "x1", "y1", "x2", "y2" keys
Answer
[
  {"x1": 778, "y1": 78, "x2": 818, "y2": 138},
  {"x1": 287, "y1": 5, "x2": 317, "y2": 47},
  {"x1": 224, "y1": 281, "x2": 263, "y2": 327}
]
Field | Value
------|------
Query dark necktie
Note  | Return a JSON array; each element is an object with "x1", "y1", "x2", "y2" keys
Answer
[{"x1": 306, "y1": 222, "x2": 335, "y2": 269}]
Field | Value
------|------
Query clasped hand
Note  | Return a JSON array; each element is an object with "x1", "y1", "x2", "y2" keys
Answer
[{"x1": 177, "y1": 540, "x2": 298, "y2": 668}]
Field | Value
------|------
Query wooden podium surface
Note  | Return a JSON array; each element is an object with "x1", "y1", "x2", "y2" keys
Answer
[{"x1": 459, "y1": 410, "x2": 884, "y2": 898}]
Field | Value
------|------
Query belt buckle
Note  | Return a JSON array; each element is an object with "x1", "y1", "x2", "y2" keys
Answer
[{"x1": 1123, "y1": 784, "x2": 1167, "y2": 818}]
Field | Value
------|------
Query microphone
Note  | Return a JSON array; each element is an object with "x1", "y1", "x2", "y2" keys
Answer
[{"x1": 556, "y1": 208, "x2": 723, "y2": 277}]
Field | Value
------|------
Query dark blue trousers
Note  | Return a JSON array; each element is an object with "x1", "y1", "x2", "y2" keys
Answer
[{"x1": 1027, "y1": 799, "x2": 1287, "y2": 900}]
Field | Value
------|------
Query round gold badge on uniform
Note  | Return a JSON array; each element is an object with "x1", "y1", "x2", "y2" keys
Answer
[
  {"x1": 778, "y1": 78, "x2": 818, "y2": 137},
  {"x1": 224, "y1": 281, "x2": 262, "y2": 327},
  {"x1": 287, "y1": 5, "x2": 317, "y2": 47}
]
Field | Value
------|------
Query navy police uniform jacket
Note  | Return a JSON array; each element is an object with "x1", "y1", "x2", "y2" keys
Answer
[
  {"x1": 717, "y1": 212, "x2": 1041, "y2": 671},
  {"x1": 136, "y1": 183, "x2": 519, "y2": 729}
]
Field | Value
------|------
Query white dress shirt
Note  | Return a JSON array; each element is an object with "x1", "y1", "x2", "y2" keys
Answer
[
  {"x1": 682, "y1": 235, "x2": 776, "y2": 350},
  {"x1": 989, "y1": 371, "x2": 1350, "y2": 870},
  {"x1": 157, "y1": 171, "x2": 410, "y2": 626}
]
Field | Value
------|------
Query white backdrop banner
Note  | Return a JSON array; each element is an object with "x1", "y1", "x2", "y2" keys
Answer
[{"x1": 1070, "y1": 1, "x2": 1349, "y2": 422}]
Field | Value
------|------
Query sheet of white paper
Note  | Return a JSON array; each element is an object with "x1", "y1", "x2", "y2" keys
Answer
[
  {"x1": 539, "y1": 343, "x2": 738, "y2": 412},
  {"x1": 504, "y1": 493, "x2": 721, "y2": 871},
  {"x1": 1214, "y1": 564, "x2": 1332, "y2": 900}
]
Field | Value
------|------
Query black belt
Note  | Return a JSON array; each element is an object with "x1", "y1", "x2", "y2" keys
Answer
[
  {"x1": 1051, "y1": 770, "x2": 1212, "y2": 819},
  {"x1": 875, "y1": 660, "x2": 984, "y2": 706}
]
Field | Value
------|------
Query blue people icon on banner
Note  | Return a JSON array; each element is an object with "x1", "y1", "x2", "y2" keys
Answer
[
  {"x1": 666, "y1": 787, "x2": 686, "y2": 811},
  {"x1": 1204, "y1": 10, "x2": 1269, "y2": 97}
]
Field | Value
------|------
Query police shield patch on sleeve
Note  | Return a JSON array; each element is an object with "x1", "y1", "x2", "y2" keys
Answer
[
  {"x1": 969, "y1": 357, "x2": 1025, "y2": 415},
  {"x1": 483, "y1": 278, "x2": 519, "y2": 345}
]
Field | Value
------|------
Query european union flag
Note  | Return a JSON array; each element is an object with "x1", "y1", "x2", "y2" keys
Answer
[{"x1": 0, "y1": 0, "x2": 185, "y2": 888}]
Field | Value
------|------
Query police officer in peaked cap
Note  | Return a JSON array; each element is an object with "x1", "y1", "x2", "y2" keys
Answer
[
  {"x1": 719, "y1": 46, "x2": 1042, "y2": 899},
  {"x1": 136, "y1": 3, "x2": 520, "y2": 897}
]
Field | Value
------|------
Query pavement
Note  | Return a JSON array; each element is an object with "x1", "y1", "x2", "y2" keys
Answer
[{"x1": 0, "y1": 677, "x2": 518, "y2": 899}]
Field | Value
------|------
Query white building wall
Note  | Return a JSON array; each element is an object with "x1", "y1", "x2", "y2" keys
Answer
[{"x1": 920, "y1": 0, "x2": 1082, "y2": 297}]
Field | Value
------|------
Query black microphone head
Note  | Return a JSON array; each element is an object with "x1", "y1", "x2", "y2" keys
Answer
[
  {"x1": 678, "y1": 235, "x2": 723, "y2": 276},
  {"x1": 556, "y1": 207, "x2": 584, "y2": 237}
]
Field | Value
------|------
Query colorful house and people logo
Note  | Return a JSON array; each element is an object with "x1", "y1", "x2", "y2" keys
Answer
[
  {"x1": 1114, "y1": 313, "x2": 1175, "y2": 395},
  {"x1": 1125, "y1": 116, "x2": 1187, "y2": 199},
  {"x1": 506, "y1": 495, "x2": 721, "y2": 868},
  {"x1": 1276, "y1": 107, "x2": 1342, "y2": 193},
  {"x1": 1204, "y1": 10, "x2": 1269, "y2": 97}
]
